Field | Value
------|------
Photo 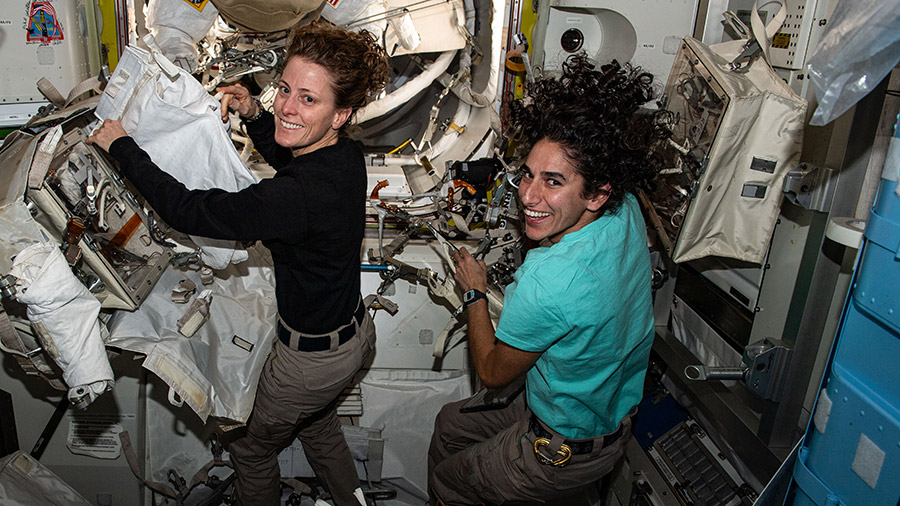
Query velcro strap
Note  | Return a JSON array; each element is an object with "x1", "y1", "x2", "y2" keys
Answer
[
  {"x1": 29, "y1": 125, "x2": 63, "y2": 189},
  {"x1": 65, "y1": 76, "x2": 104, "y2": 107},
  {"x1": 36, "y1": 77, "x2": 66, "y2": 107},
  {"x1": 119, "y1": 431, "x2": 183, "y2": 498},
  {"x1": 0, "y1": 309, "x2": 66, "y2": 390}
]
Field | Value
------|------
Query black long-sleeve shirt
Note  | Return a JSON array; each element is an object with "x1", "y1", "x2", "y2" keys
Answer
[{"x1": 109, "y1": 111, "x2": 365, "y2": 333}]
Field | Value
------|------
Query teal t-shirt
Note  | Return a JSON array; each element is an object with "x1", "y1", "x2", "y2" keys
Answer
[{"x1": 496, "y1": 194, "x2": 654, "y2": 439}]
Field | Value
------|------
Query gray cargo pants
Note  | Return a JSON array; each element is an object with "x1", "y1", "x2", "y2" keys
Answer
[
  {"x1": 229, "y1": 311, "x2": 375, "y2": 506},
  {"x1": 428, "y1": 392, "x2": 632, "y2": 505}
]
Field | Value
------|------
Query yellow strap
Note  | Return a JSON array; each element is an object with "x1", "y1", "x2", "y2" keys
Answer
[
  {"x1": 505, "y1": 49, "x2": 527, "y2": 72},
  {"x1": 446, "y1": 122, "x2": 465, "y2": 134}
]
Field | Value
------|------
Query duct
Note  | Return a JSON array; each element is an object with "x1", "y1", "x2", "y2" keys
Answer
[
  {"x1": 445, "y1": 0, "x2": 502, "y2": 109},
  {"x1": 354, "y1": 50, "x2": 457, "y2": 125},
  {"x1": 345, "y1": 0, "x2": 467, "y2": 53},
  {"x1": 417, "y1": 0, "x2": 475, "y2": 161},
  {"x1": 420, "y1": 0, "x2": 502, "y2": 167},
  {"x1": 360, "y1": 0, "x2": 503, "y2": 175},
  {"x1": 351, "y1": 0, "x2": 503, "y2": 128}
]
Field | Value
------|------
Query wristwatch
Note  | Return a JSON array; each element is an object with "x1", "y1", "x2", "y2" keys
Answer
[
  {"x1": 239, "y1": 97, "x2": 264, "y2": 122},
  {"x1": 463, "y1": 289, "x2": 487, "y2": 308}
]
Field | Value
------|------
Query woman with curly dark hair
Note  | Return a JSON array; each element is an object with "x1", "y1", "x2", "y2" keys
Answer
[
  {"x1": 89, "y1": 21, "x2": 390, "y2": 506},
  {"x1": 428, "y1": 54, "x2": 671, "y2": 504}
]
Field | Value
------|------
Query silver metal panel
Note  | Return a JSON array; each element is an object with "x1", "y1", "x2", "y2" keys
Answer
[{"x1": 361, "y1": 238, "x2": 472, "y2": 371}]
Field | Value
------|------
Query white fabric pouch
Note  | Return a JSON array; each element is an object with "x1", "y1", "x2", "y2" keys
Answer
[{"x1": 661, "y1": 3, "x2": 807, "y2": 264}]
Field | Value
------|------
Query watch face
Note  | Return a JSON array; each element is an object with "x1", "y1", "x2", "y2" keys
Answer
[{"x1": 464, "y1": 290, "x2": 484, "y2": 306}]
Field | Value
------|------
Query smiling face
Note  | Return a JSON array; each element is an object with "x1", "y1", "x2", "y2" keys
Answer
[
  {"x1": 518, "y1": 139, "x2": 611, "y2": 244},
  {"x1": 273, "y1": 56, "x2": 352, "y2": 157}
]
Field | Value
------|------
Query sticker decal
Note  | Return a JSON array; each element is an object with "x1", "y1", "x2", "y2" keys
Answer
[
  {"x1": 183, "y1": 0, "x2": 210, "y2": 11},
  {"x1": 26, "y1": 1, "x2": 64, "y2": 44},
  {"x1": 772, "y1": 32, "x2": 792, "y2": 50}
]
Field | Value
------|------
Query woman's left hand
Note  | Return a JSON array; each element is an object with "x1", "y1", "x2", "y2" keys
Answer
[{"x1": 86, "y1": 119, "x2": 128, "y2": 152}]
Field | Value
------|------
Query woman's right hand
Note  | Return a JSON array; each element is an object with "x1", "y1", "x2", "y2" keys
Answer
[
  {"x1": 452, "y1": 247, "x2": 488, "y2": 294},
  {"x1": 217, "y1": 84, "x2": 257, "y2": 122},
  {"x1": 86, "y1": 119, "x2": 128, "y2": 153}
]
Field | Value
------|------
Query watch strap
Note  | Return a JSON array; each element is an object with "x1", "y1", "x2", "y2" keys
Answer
[
  {"x1": 463, "y1": 289, "x2": 487, "y2": 307},
  {"x1": 239, "y1": 97, "x2": 264, "y2": 122}
]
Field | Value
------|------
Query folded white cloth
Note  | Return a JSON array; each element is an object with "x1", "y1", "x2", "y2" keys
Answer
[{"x1": 9, "y1": 243, "x2": 113, "y2": 405}]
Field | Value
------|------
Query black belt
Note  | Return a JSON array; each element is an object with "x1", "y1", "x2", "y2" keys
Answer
[
  {"x1": 277, "y1": 302, "x2": 365, "y2": 352},
  {"x1": 530, "y1": 415, "x2": 626, "y2": 456}
]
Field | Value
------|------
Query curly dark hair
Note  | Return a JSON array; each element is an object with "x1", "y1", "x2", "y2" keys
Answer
[
  {"x1": 285, "y1": 21, "x2": 390, "y2": 126},
  {"x1": 507, "y1": 53, "x2": 672, "y2": 213}
]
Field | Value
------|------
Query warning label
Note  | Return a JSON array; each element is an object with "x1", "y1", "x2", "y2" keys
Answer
[
  {"x1": 66, "y1": 415, "x2": 132, "y2": 459},
  {"x1": 182, "y1": 0, "x2": 210, "y2": 11},
  {"x1": 772, "y1": 32, "x2": 792, "y2": 50}
]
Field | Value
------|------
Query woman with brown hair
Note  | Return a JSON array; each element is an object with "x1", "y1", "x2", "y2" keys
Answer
[{"x1": 88, "y1": 21, "x2": 390, "y2": 506}]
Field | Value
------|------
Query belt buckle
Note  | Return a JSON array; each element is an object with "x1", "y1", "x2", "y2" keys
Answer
[{"x1": 533, "y1": 437, "x2": 572, "y2": 467}]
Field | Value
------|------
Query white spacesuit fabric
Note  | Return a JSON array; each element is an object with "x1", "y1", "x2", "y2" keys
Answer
[
  {"x1": 89, "y1": 44, "x2": 279, "y2": 424},
  {"x1": 95, "y1": 44, "x2": 256, "y2": 270},
  {"x1": 105, "y1": 243, "x2": 277, "y2": 423},
  {"x1": 8, "y1": 242, "x2": 114, "y2": 406},
  {"x1": 144, "y1": 0, "x2": 219, "y2": 72},
  {"x1": 0, "y1": 451, "x2": 93, "y2": 506}
]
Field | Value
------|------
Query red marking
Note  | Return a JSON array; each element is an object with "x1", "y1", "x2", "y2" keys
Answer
[{"x1": 109, "y1": 213, "x2": 143, "y2": 248}]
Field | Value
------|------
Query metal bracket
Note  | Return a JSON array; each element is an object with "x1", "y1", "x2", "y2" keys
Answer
[
  {"x1": 729, "y1": 38, "x2": 763, "y2": 72},
  {"x1": 742, "y1": 338, "x2": 792, "y2": 402},
  {"x1": 684, "y1": 338, "x2": 792, "y2": 402},
  {"x1": 783, "y1": 163, "x2": 837, "y2": 212}
]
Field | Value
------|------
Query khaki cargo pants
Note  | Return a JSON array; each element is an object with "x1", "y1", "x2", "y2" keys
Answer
[
  {"x1": 428, "y1": 392, "x2": 632, "y2": 505},
  {"x1": 229, "y1": 312, "x2": 375, "y2": 506}
]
